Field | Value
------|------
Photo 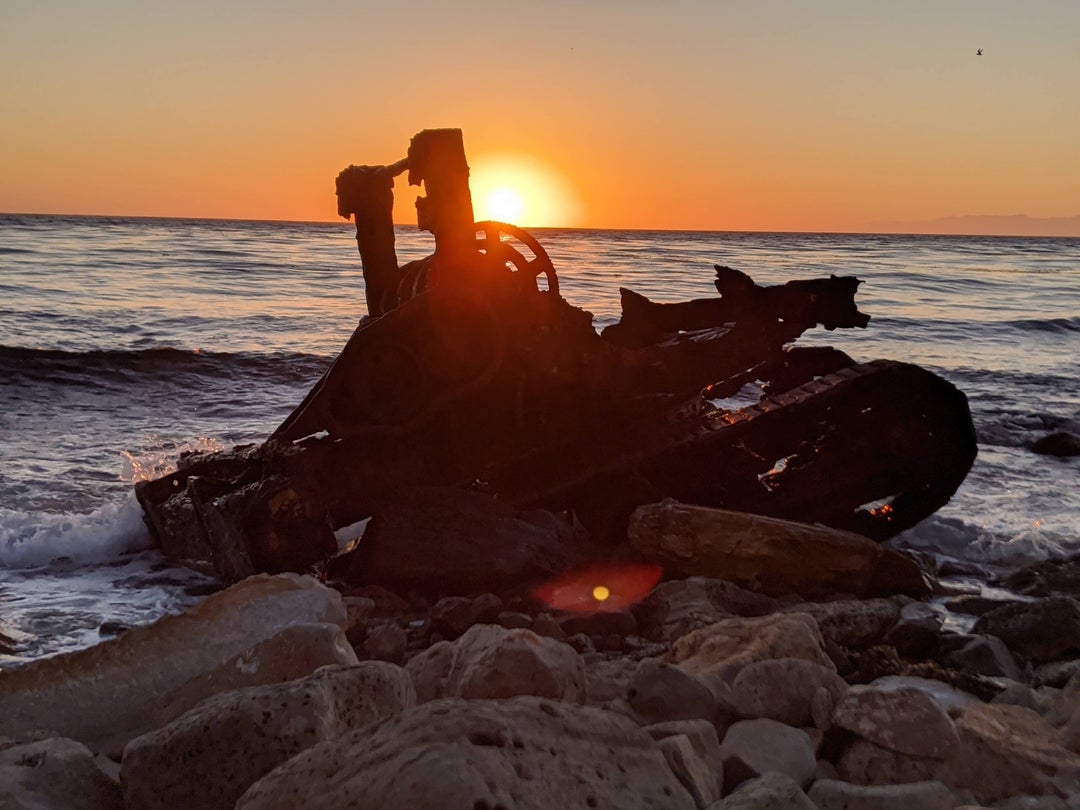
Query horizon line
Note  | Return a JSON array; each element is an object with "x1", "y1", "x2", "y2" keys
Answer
[{"x1": 3, "y1": 210, "x2": 1079, "y2": 240}]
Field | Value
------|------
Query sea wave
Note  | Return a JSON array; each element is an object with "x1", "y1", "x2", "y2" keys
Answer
[
  {"x1": 0, "y1": 344, "x2": 329, "y2": 385},
  {"x1": 0, "y1": 493, "x2": 154, "y2": 569}
]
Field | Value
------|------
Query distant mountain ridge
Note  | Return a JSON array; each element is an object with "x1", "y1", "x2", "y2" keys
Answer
[{"x1": 868, "y1": 214, "x2": 1080, "y2": 238}]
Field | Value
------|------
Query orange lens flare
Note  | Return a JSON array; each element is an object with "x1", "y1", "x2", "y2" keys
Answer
[{"x1": 532, "y1": 563, "x2": 663, "y2": 614}]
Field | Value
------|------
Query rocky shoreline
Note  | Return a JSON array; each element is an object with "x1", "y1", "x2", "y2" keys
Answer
[{"x1": 2, "y1": 499, "x2": 1079, "y2": 809}]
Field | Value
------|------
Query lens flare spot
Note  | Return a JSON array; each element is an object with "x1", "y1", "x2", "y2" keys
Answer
[
  {"x1": 592, "y1": 585, "x2": 610, "y2": 602},
  {"x1": 532, "y1": 563, "x2": 663, "y2": 614}
]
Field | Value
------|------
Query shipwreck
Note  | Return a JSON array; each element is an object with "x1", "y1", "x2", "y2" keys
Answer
[{"x1": 134, "y1": 129, "x2": 978, "y2": 588}]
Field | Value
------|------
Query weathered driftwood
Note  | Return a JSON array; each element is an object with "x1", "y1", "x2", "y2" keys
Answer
[{"x1": 134, "y1": 128, "x2": 978, "y2": 585}]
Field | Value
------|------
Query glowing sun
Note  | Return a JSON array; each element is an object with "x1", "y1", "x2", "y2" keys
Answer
[{"x1": 469, "y1": 153, "x2": 582, "y2": 227}]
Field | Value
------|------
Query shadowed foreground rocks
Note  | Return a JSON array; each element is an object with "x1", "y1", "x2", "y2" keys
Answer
[{"x1": 2, "y1": 502, "x2": 1080, "y2": 809}]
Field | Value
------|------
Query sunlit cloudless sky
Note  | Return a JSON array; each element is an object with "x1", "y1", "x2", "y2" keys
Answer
[{"x1": 3, "y1": 1, "x2": 1078, "y2": 231}]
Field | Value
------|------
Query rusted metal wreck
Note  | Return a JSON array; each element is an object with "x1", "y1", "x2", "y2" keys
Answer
[{"x1": 135, "y1": 129, "x2": 977, "y2": 584}]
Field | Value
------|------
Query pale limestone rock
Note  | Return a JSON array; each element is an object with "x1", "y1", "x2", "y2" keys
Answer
[
  {"x1": 668, "y1": 613, "x2": 833, "y2": 682},
  {"x1": 731, "y1": 657, "x2": 847, "y2": 725},
  {"x1": 445, "y1": 624, "x2": 586, "y2": 702},
  {"x1": 0, "y1": 573, "x2": 348, "y2": 756},
  {"x1": 634, "y1": 577, "x2": 777, "y2": 643},
  {"x1": 659, "y1": 733, "x2": 723, "y2": 808},
  {"x1": 717, "y1": 718, "x2": 816, "y2": 790},
  {"x1": 628, "y1": 501, "x2": 929, "y2": 599},
  {"x1": 120, "y1": 662, "x2": 414, "y2": 810},
  {"x1": 236, "y1": 696, "x2": 698, "y2": 810},
  {"x1": 404, "y1": 639, "x2": 454, "y2": 703},
  {"x1": 0, "y1": 737, "x2": 122, "y2": 810},
  {"x1": 709, "y1": 772, "x2": 815, "y2": 809},
  {"x1": 939, "y1": 702, "x2": 1080, "y2": 803},
  {"x1": 832, "y1": 685, "x2": 959, "y2": 758},
  {"x1": 626, "y1": 659, "x2": 729, "y2": 727},
  {"x1": 808, "y1": 778, "x2": 954, "y2": 810}
]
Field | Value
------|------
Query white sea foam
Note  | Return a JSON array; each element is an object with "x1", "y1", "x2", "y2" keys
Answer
[
  {"x1": 0, "y1": 492, "x2": 153, "y2": 569},
  {"x1": 897, "y1": 513, "x2": 1073, "y2": 569}
]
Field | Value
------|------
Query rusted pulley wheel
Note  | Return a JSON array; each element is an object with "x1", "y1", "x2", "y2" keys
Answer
[{"x1": 474, "y1": 221, "x2": 560, "y2": 296}]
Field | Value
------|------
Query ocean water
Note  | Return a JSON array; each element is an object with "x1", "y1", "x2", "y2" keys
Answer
[{"x1": 1, "y1": 214, "x2": 1077, "y2": 663}]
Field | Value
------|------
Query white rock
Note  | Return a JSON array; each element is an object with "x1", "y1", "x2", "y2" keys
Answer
[
  {"x1": 717, "y1": 718, "x2": 816, "y2": 790},
  {"x1": 0, "y1": 573, "x2": 348, "y2": 756},
  {"x1": 120, "y1": 662, "x2": 414, "y2": 810}
]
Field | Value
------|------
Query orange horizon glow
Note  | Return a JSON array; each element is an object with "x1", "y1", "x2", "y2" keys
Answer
[{"x1": 2, "y1": 4, "x2": 1078, "y2": 236}]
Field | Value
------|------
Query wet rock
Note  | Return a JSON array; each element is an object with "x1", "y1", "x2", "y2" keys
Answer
[
  {"x1": 730, "y1": 657, "x2": 847, "y2": 726},
  {"x1": 944, "y1": 634, "x2": 1023, "y2": 680},
  {"x1": 944, "y1": 593, "x2": 1016, "y2": 617},
  {"x1": 444, "y1": 624, "x2": 586, "y2": 702},
  {"x1": 718, "y1": 718, "x2": 816, "y2": 791},
  {"x1": 712, "y1": 772, "x2": 815, "y2": 809},
  {"x1": 0, "y1": 573, "x2": 348, "y2": 757},
  {"x1": 0, "y1": 737, "x2": 122, "y2": 810},
  {"x1": 1031, "y1": 431, "x2": 1080, "y2": 457},
  {"x1": 120, "y1": 662, "x2": 414, "y2": 810},
  {"x1": 235, "y1": 696, "x2": 698, "y2": 809},
  {"x1": 667, "y1": 613, "x2": 833, "y2": 681},
  {"x1": 832, "y1": 685, "x2": 959, "y2": 758},
  {"x1": 335, "y1": 487, "x2": 584, "y2": 594},
  {"x1": 973, "y1": 596, "x2": 1080, "y2": 664},
  {"x1": 866, "y1": 674, "x2": 980, "y2": 715},
  {"x1": 628, "y1": 501, "x2": 930, "y2": 599},
  {"x1": 430, "y1": 593, "x2": 502, "y2": 639},
  {"x1": 882, "y1": 601, "x2": 943, "y2": 658},
  {"x1": 786, "y1": 598, "x2": 901, "y2": 649},
  {"x1": 939, "y1": 702, "x2": 1080, "y2": 803},
  {"x1": 1036, "y1": 659, "x2": 1080, "y2": 689},
  {"x1": 998, "y1": 553, "x2": 1080, "y2": 598},
  {"x1": 808, "y1": 778, "x2": 954, "y2": 810}
]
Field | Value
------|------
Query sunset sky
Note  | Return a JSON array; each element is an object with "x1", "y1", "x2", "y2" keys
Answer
[{"x1": 3, "y1": 1, "x2": 1079, "y2": 233}]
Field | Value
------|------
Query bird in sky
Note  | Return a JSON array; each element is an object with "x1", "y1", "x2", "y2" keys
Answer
[{"x1": 977, "y1": 48, "x2": 983, "y2": 55}]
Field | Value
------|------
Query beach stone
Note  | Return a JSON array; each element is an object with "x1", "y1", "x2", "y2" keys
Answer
[
  {"x1": 404, "y1": 640, "x2": 454, "y2": 703},
  {"x1": 730, "y1": 657, "x2": 847, "y2": 725},
  {"x1": 430, "y1": 593, "x2": 502, "y2": 639},
  {"x1": 584, "y1": 656, "x2": 639, "y2": 708},
  {"x1": 973, "y1": 596, "x2": 1080, "y2": 664},
  {"x1": 634, "y1": 577, "x2": 776, "y2": 643},
  {"x1": 998, "y1": 553, "x2": 1080, "y2": 598},
  {"x1": 342, "y1": 596, "x2": 375, "y2": 645},
  {"x1": 717, "y1": 719, "x2": 816, "y2": 791},
  {"x1": 658, "y1": 733, "x2": 723, "y2": 807},
  {"x1": 626, "y1": 659, "x2": 730, "y2": 727},
  {"x1": 882, "y1": 601, "x2": 943, "y2": 658},
  {"x1": 361, "y1": 621, "x2": 407, "y2": 664},
  {"x1": 628, "y1": 501, "x2": 930, "y2": 599},
  {"x1": 235, "y1": 696, "x2": 697, "y2": 809},
  {"x1": 645, "y1": 719, "x2": 724, "y2": 776},
  {"x1": 944, "y1": 593, "x2": 1015, "y2": 617},
  {"x1": 667, "y1": 613, "x2": 833, "y2": 682},
  {"x1": 498, "y1": 610, "x2": 533, "y2": 629},
  {"x1": 837, "y1": 737, "x2": 940, "y2": 785},
  {"x1": 0, "y1": 737, "x2": 122, "y2": 810},
  {"x1": 808, "y1": 778, "x2": 954, "y2": 810},
  {"x1": 867, "y1": 674, "x2": 979, "y2": 716},
  {"x1": 120, "y1": 662, "x2": 414, "y2": 810},
  {"x1": 1032, "y1": 431, "x2": 1080, "y2": 457},
  {"x1": 945, "y1": 633, "x2": 1023, "y2": 680},
  {"x1": 1036, "y1": 659, "x2": 1080, "y2": 689},
  {"x1": 832, "y1": 685, "x2": 959, "y2": 758},
  {"x1": 0, "y1": 573, "x2": 348, "y2": 757},
  {"x1": 444, "y1": 624, "x2": 586, "y2": 702},
  {"x1": 337, "y1": 487, "x2": 583, "y2": 593},
  {"x1": 939, "y1": 702, "x2": 1080, "y2": 802},
  {"x1": 785, "y1": 598, "x2": 901, "y2": 649},
  {"x1": 710, "y1": 772, "x2": 815, "y2": 809},
  {"x1": 558, "y1": 607, "x2": 638, "y2": 638}
]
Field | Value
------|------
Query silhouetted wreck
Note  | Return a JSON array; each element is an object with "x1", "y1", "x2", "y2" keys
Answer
[{"x1": 134, "y1": 129, "x2": 977, "y2": 585}]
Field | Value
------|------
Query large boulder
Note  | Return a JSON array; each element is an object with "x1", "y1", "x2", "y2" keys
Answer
[
  {"x1": 0, "y1": 737, "x2": 122, "y2": 810},
  {"x1": 972, "y1": 596, "x2": 1080, "y2": 664},
  {"x1": 784, "y1": 599, "x2": 901, "y2": 650},
  {"x1": 831, "y1": 685, "x2": 959, "y2": 759},
  {"x1": 717, "y1": 718, "x2": 817, "y2": 791},
  {"x1": 731, "y1": 657, "x2": 848, "y2": 726},
  {"x1": 120, "y1": 662, "x2": 414, "y2": 810},
  {"x1": 330, "y1": 487, "x2": 585, "y2": 593},
  {"x1": 667, "y1": 613, "x2": 833, "y2": 682},
  {"x1": 0, "y1": 573, "x2": 350, "y2": 756},
  {"x1": 236, "y1": 696, "x2": 698, "y2": 809},
  {"x1": 444, "y1": 625, "x2": 586, "y2": 702},
  {"x1": 628, "y1": 501, "x2": 930, "y2": 599},
  {"x1": 938, "y1": 702, "x2": 1080, "y2": 802},
  {"x1": 634, "y1": 577, "x2": 777, "y2": 643}
]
